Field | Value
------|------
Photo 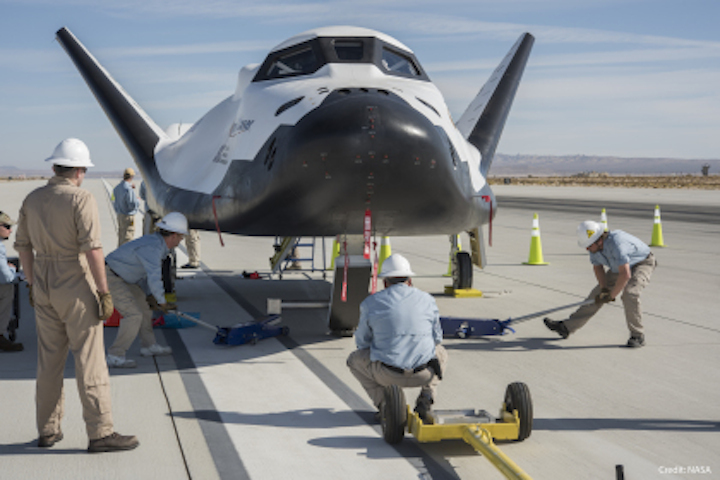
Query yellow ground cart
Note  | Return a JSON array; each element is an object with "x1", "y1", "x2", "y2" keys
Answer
[{"x1": 380, "y1": 382, "x2": 533, "y2": 480}]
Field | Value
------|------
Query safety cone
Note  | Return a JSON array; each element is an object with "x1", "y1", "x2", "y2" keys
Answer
[
  {"x1": 443, "y1": 234, "x2": 462, "y2": 277},
  {"x1": 328, "y1": 236, "x2": 341, "y2": 270},
  {"x1": 600, "y1": 208, "x2": 608, "y2": 232},
  {"x1": 650, "y1": 205, "x2": 666, "y2": 247},
  {"x1": 523, "y1": 213, "x2": 549, "y2": 265},
  {"x1": 378, "y1": 237, "x2": 392, "y2": 272}
]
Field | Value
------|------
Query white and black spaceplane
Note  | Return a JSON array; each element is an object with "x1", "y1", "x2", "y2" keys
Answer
[
  {"x1": 57, "y1": 26, "x2": 533, "y2": 331},
  {"x1": 55, "y1": 26, "x2": 533, "y2": 239}
]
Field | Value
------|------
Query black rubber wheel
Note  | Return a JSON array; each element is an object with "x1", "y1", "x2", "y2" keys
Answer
[
  {"x1": 452, "y1": 251, "x2": 473, "y2": 290},
  {"x1": 281, "y1": 326, "x2": 290, "y2": 336},
  {"x1": 504, "y1": 382, "x2": 533, "y2": 441},
  {"x1": 381, "y1": 385, "x2": 407, "y2": 445}
]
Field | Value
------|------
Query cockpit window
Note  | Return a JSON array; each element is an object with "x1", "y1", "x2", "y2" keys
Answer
[
  {"x1": 334, "y1": 40, "x2": 364, "y2": 60},
  {"x1": 265, "y1": 47, "x2": 319, "y2": 79},
  {"x1": 381, "y1": 48, "x2": 420, "y2": 77}
]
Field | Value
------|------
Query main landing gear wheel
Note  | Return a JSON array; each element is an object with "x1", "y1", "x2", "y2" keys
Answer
[
  {"x1": 504, "y1": 382, "x2": 533, "y2": 441},
  {"x1": 452, "y1": 251, "x2": 473, "y2": 290},
  {"x1": 381, "y1": 385, "x2": 407, "y2": 445}
]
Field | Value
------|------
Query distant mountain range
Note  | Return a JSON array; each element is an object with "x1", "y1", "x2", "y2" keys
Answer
[
  {"x1": 2, "y1": 154, "x2": 719, "y2": 178},
  {"x1": 491, "y1": 154, "x2": 719, "y2": 176},
  {"x1": 0, "y1": 165, "x2": 121, "y2": 179}
]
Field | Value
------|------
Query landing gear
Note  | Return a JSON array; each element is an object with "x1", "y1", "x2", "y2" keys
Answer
[{"x1": 452, "y1": 251, "x2": 473, "y2": 290}]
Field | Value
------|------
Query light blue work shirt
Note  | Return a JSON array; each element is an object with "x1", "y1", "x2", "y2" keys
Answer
[
  {"x1": 589, "y1": 230, "x2": 650, "y2": 273},
  {"x1": 0, "y1": 242, "x2": 16, "y2": 284},
  {"x1": 113, "y1": 180, "x2": 140, "y2": 216},
  {"x1": 106, "y1": 232, "x2": 169, "y2": 304},
  {"x1": 355, "y1": 283, "x2": 441, "y2": 370}
]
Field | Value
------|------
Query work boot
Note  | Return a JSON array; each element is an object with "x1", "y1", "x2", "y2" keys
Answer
[
  {"x1": 181, "y1": 263, "x2": 198, "y2": 269},
  {"x1": 87, "y1": 432, "x2": 139, "y2": 453},
  {"x1": 414, "y1": 392, "x2": 434, "y2": 423},
  {"x1": 544, "y1": 318, "x2": 569, "y2": 339},
  {"x1": 0, "y1": 334, "x2": 23, "y2": 352},
  {"x1": 140, "y1": 344, "x2": 172, "y2": 356},
  {"x1": 38, "y1": 431, "x2": 63, "y2": 448},
  {"x1": 106, "y1": 354, "x2": 137, "y2": 368},
  {"x1": 626, "y1": 334, "x2": 645, "y2": 348}
]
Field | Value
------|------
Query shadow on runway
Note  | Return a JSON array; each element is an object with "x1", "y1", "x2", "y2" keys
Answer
[
  {"x1": 534, "y1": 418, "x2": 720, "y2": 432},
  {"x1": 174, "y1": 407, "x2": 369, "y2": 429},
  {"x1": 174, "y1": 407, "x2": 463, "y2": 478},
  {"x1": 0, "y1": 440, "x2": 85, "y2": 456},
  {"x1": 443, "y1": 337, "x2": 624, "y2": 352}
]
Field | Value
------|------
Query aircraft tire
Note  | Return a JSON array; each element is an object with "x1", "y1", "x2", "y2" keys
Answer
[
  {"x1": 504, "y1": 382, "x2": 533, "y2": 441},
  {"x1": 381, "y1": 385, "x2": 407, "y2": 445},
  {"x1": 453, "y1": 251, "x2": 473, "y2": 290}
]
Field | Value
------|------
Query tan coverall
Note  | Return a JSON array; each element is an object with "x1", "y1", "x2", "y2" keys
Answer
[
  {"x1": 14, "y1": 177, "x2": 114, "y2": 440},
  {"x1": 185, "y1": 230, "x2": 201, "y2": 267}
]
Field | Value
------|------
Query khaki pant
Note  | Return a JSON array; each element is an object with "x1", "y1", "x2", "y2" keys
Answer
[
  {"x1": 347, "y1": 345, "x2": 448, "y2": 409},
  {"x1": 185, "y1": 230, "x2": 201, "y2": 267},
  {"x1": 107, "y1": 271, "x2": 157, "y2": 357},
  {"x1": 117, "y1": 214, "x2": 135, "y2": 247},
  {"x1": 564, "y1": 253, "x2": 657, "y2": 336},
  {"x1": 0, "y1": 283, "x2": 13, "y2": 333},
  {"x1": 34, "y1": 288, "x2": 114, "y2": 440}
]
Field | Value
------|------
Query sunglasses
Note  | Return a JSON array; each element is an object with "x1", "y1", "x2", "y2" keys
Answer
[{"x1": 1, "y1": 224, "x2": 12, "y2": 229}]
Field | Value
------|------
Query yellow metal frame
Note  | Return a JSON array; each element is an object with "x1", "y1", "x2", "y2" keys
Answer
[{"x1": 406, "y1": 405, "x2": 532, "y2": 480}]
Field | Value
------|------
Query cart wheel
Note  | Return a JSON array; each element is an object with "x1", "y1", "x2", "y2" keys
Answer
[
  {"x1": 281, "y1": 326, "x2": 290, "y2": 336},
  {"x1": 504, "y1": 382, "x2": 533, "y2": 441},
  {"x1": 452, "y1": 252, "x2": 473, "y2": 290},
  {"x1": 250, "y1": 337, "x2": 258, "y2": 345},
  {"x1": 381, "y1": 385, "x2": 407, "y2": 445}
]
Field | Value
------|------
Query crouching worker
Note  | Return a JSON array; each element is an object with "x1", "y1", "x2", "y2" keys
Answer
[
  {"x1": 105, "y1": 212, "x2": 187, "y2": 368},
  {"x1": 347, "y1": 254, "x2": 447, "y2": 422}
]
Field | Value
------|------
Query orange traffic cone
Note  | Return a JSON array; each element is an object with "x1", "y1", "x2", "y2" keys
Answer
[{"x1": 523, "y1": 213, "x2": 549, "y2": 265}]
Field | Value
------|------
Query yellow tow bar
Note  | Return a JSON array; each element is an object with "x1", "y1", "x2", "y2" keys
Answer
[
  {"x1": 406, "y1": 408, "x2": 533, "y2": 480},
  {"x1": 462, "y1": 425, "x2": 532, "y2": 480}
]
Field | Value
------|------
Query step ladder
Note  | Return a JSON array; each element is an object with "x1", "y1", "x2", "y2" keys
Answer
[{"x1": 270, "y1": 236, "x2": 327, "y2": 279}]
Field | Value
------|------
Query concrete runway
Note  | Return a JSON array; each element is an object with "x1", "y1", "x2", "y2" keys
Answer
[{"x1": 1, "y1": 179, "x2": 718, "y2": 479}]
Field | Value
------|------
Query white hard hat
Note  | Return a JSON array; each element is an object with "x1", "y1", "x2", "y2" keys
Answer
[
  {"x1": 156, "y1": 212, "x2": 188, "y2": 235},
  {"x1": 379, "y1": 253, "x2": 415, "y2": 278},
  {"x1": 45, "y1": 138, "x2": 94, "y2": 167},
  {"x1": 577, "y1": 220, "x2": 603, "y2": 248}
]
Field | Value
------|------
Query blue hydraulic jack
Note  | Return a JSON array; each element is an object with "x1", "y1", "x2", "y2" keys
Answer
[
  {"x1": 174, "y1": 311, "x2": 289, "y2": 346},
  {"x1": 440, "y1": 300, "x2": 594, "y2": 338}
]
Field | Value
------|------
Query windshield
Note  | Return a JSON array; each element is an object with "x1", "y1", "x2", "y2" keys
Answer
[
  {"x1": 381, "y1": 48, "x2": 420, "y2": 77},
  {"x1": 265, "y1": 47, "x2": 319, "y2": 79}
]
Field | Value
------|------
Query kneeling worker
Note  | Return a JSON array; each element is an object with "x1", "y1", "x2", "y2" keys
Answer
[
  {"x1": 347, "y1": 254, "x2": 447, "y2": 422},
  {"x1": 544, "y1": 220, "x2": 657, "y2": 347},
  {"x1": 105, "y1": 212, "x2": 187, "y2": 367}
]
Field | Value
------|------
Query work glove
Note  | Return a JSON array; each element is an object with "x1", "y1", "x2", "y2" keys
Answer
[
  {"x1": 595, "y1": 288, "x2": 615, "y2": 305},
  {"x1": 147, "y1": 294, "x2": 161, "y2": 311},
  {"x1": 160, "y1": 302, "x2": 177, "y2": 314},
  {"x1": 98, "y1": 291, "x2": 114, "y2": 321},
  {"x1": 27, "y1": 284, "x2": 34, "y2": 308}
]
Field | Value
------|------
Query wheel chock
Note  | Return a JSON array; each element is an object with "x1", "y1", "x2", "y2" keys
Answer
[{"x1": 444, "y1": 286, "x2": 483, "y2": 298}]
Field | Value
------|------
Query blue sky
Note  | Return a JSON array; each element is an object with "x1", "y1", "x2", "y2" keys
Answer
[{"x1": 1, "y1": 0, "x2": 719, "y2": 171}]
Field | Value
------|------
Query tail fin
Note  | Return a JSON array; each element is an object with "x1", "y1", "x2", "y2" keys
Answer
[
  {"x1": 55, "y1": 27, "x2": 167, "y2": 176},
  {"x1": 456, "y1": 33, "x2": 534, "y2": 176}
]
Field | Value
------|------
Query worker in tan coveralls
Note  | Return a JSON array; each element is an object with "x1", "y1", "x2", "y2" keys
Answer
[
  {"x1": 14, "y1": 138, "x2": 139, "y2": 453},
  {"x1": 181, "y1": 229, "x2": 201, "y2": 269}
]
